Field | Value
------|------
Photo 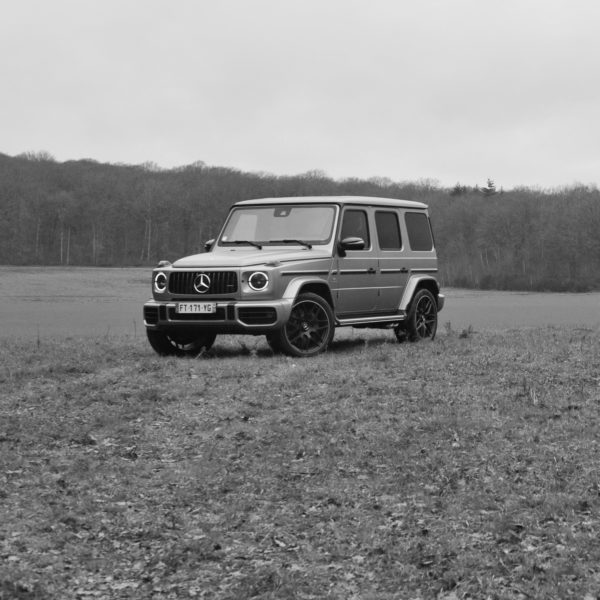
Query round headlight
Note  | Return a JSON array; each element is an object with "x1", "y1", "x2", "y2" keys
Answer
[
  {"x1": 248, "y1": 271, "x2": 268, "y2": 291},
  {"x1": 154, "y1": 271, "x2": 168, "y2": 293}
]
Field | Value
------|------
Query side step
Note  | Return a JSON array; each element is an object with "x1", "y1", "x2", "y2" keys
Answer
[{"x1": 336, "y1": 312, "x2": 406, "y2": 327}]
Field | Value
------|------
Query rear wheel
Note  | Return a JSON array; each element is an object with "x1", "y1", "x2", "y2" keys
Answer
[
  {"x1": 271, "y1": 292, "x2": 334, "y2": 357},
  {"x1": 146, "y1": 329, "x2": 216, "y2": 356},
  {"x1": 395, "y1": 288, "x2": 437, "y2": 342}
]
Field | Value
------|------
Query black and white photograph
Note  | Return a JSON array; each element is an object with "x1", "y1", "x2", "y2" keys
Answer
[{"x1": 2, "y1": 1, "x2": 600, "y2": 598}]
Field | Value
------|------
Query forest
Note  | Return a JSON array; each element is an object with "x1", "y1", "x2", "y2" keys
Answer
[{"x1": 1, "y1": 151, "x2": 599, "y2": 291}]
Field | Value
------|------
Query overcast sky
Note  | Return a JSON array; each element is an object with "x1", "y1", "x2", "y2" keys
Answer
[{"x1": 1, "y1": 0, "x2": 599, "y2": 189}]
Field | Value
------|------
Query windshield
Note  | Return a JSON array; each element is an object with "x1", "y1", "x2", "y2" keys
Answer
[{"x1": 220, "y1": 205, "x2": 337, "y2": 246}]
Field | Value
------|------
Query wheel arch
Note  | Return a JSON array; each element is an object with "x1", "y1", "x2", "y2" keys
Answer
[
  {"x1": 283, "y1": 277, "x2": 334, "y2": 309},
  {"x1": 399, "y1": 275, "x2": 440, "y2": 312}
]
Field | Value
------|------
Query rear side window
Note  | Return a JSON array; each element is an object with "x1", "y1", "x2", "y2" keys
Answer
[
  {"x1": 375, "y1": 211, "x2": 402, "y2": 250},
  {"x1": 341, "y1": 210, "x2": 370, "y2": 247},
  {"x1": 405, "y1": 212, "x2": 434, "y2": 251}
]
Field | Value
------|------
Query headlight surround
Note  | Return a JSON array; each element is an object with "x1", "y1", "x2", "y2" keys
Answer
[
  {"x1": 248, "y1": 271, "x2": 269, "y2": 291},
  {"x1": 154, "y1": 271, "x2": 168, "y2": 294}
]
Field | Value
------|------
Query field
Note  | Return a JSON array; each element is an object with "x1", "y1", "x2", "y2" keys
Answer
[
  {"x1": 2, "y1": 327, "x2": 600, "y2": 599},
  {"x1": 2, "y1": 269, "x2": 600, "y2": 599}
]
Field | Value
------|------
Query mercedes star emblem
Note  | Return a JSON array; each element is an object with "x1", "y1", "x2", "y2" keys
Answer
[{"x1": 193, "y1": 272, "x2": 211, "y2": 294}]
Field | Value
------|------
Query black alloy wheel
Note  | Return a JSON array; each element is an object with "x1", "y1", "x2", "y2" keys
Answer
[
  {"x1": 272, "y1": 292, "x2": 334, "y2": 357},
  {"x1": 397, "y1": 288, "x2": 438, "y2": 342},
  {"x1": 146, "y1": 329, "x2": 217, "y2": 356}
]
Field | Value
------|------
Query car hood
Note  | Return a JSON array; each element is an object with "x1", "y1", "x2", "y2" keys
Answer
[{"x1": 172, "y1": 247, "x2": 332, "y2": 268}]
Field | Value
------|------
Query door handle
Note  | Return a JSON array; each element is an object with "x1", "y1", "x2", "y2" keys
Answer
[
  {"x1": 400, "y1": 267, "x2": 408, "y2": 273},
  {"x1": 367, "y1": 267, "x2": 377, "y2": 274}
]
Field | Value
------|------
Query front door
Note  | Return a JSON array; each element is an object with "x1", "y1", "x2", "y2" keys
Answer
[{"x1": 332, "y1": 208, "x2": 379, "y2": 316}]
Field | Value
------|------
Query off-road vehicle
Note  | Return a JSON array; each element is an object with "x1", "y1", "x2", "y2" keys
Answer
[{"x1": 143, "y1": 196, "x2": 444, "y2": 357}]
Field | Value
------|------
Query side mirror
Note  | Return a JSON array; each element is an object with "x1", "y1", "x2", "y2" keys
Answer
[
  {"x1": 337, "y1": 236, "x2": 365, "y2": 257},
  {"x1": 204, "y1": 238, "x2": 215, "y2": 252}
]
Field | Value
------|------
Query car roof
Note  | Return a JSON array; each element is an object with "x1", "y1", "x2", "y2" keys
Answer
[{"x1": 233, "y1": 196, "x2": 428, "y2": 209}]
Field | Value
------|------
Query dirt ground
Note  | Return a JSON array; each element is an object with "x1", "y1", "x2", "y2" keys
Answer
[{"x1": 1, "y1": 266, "x2": 599, "y2": 340}]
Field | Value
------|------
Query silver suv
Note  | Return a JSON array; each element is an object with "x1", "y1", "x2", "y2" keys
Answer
[{"x1": 143, "y1": 196, "x2": 444, "y2": 357}]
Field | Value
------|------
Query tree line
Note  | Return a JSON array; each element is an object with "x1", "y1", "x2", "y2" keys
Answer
[{"x1": 1, "y1": 151, "x2": 599, "y2": 291}]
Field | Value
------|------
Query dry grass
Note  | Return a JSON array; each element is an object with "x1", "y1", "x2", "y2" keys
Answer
[{"x1": 1, "y1": 327, "x2": 600, "y2": 599}]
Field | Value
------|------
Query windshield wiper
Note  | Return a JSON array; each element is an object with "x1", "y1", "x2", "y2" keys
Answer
[
  {"x1": 268, "y1": 239, "x2": 313, "y2": 249},
  {"x1": 229, "y1": 240, "x2": 263, "y2": 249}
]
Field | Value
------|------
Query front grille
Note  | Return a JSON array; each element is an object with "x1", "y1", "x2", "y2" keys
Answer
[
  {"x1": 238, "y1": 307, "x2": 277, "y2": 325},
  {"x1": 169, "y1": 271, "x2": 238, "y2": 295}
]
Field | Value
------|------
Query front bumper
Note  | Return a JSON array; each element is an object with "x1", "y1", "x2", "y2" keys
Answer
[{"x1": 143, "y1": 298, "x2": 294, "y2": 334}]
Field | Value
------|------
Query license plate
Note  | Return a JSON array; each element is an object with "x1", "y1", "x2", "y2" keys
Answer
[{"x1": 176, "y1": 302, "x2": 216, "y2": 314}]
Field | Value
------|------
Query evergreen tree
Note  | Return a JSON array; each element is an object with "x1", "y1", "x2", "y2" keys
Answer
[{"x1": 482, "y1": 178, "x2": 497, "y2": 196}]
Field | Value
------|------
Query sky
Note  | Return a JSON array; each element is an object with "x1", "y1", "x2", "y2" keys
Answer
[{"x1": 1, "y1": 0, "x2": 599, "y2": 190}]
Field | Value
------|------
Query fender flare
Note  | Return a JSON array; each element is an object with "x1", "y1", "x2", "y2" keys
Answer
[
  {"x1": 399, "y1": 275, "x2": 440, "y2": 311},
  {"x1": 282, "y1": 276, "x2": 333, "y2": 302}
]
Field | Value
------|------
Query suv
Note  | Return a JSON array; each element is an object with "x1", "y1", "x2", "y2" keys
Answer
[{"x1": 143, "y1": 196, "x2": 444, "y2": 357}]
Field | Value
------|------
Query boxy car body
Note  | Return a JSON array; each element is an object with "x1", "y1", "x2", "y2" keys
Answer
[{"x1": 143, "y1": 196, "x2": 444, "y2": 356}]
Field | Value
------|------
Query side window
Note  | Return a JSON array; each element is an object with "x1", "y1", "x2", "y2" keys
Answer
[
  {"x1": 405, "y1": 212, "x2": 434, "y2": 251},
  {"x1": 340, "y1": 210, "x2": 370, "y2": 248},
  {"x1": 375, "y1": 211, "x2": 402, "y2": 250}
]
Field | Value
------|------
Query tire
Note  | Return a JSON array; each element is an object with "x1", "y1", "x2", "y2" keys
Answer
[
  {"x1": 272, "y1": 292, "x2": 335, "y2": 357},
  {"x1": 265, "y1": 333, "x2": 283, "y2": 354},
  {"x1": 146, "y1": 329, "x2": 217, "y2": 356},
  {"x1": 397, "y1": 288, "x2": 437, "y2": 342}
]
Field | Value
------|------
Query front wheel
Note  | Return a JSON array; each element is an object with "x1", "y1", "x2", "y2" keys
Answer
[
  {"x1": 271, "y1": 292, "x2": 335, "y2": 357},
  {"x1": 146, "y1": 329, "x2": 217, "y2": 356},
  {"x1": 396, "y1": 288, "x2": 438, "y2": 342}
]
